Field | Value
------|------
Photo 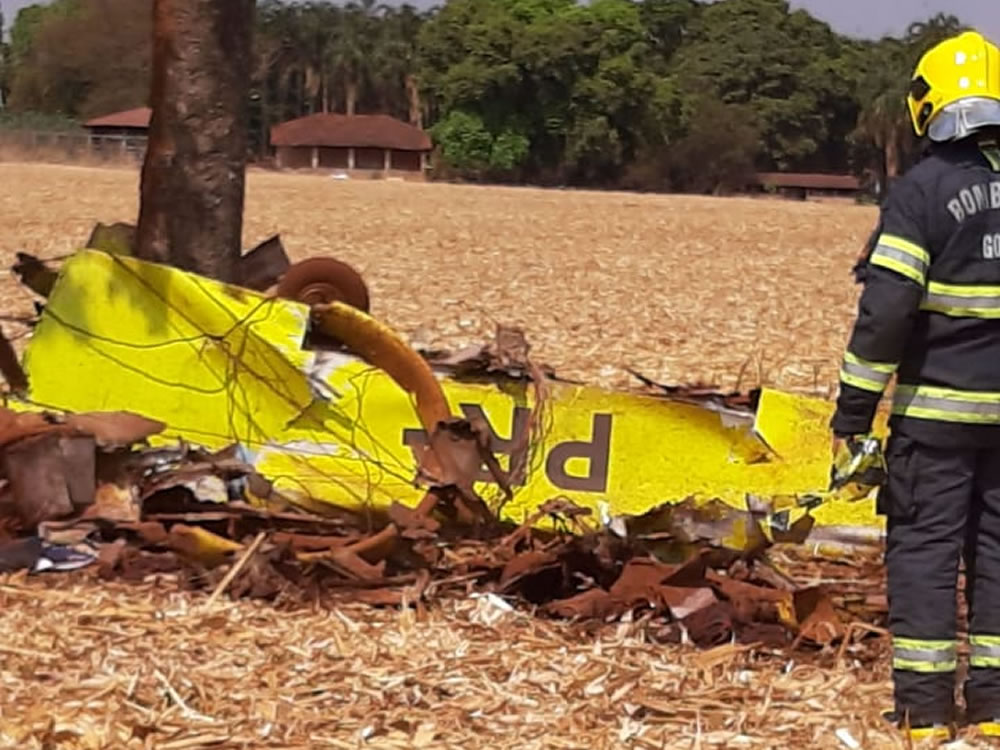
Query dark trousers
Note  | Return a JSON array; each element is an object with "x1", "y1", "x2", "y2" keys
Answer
[{"x1": 882, "y1": 433, "x2": 1000, "y2": 724}]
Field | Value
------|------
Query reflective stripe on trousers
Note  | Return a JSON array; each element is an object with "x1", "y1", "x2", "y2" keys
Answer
[
  {"x1": 971, "y1": 635, "x2": 1000, "y2": 668},
  {"x1": 883, "y1": 437, "x2": 1000, "y2": 724},
  {"x1": 893, "y1": 637, "x2": 958, "y2": 673},
  {"x1": 893, "y1": 385, "x2": 1000, "y2": 424}
]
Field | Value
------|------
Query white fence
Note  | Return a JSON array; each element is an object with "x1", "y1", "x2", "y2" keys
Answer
[{"x1": 0, "y1": 129, "x2": 148, "y2": 162}]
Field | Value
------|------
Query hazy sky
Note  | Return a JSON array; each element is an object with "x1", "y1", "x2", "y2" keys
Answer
[
  {"x1": 786, "y1": 0, "x2": 1000, "y2": 43},
  {"x1": 2, "y1": 0, "x2": 999, "y2": 43}
]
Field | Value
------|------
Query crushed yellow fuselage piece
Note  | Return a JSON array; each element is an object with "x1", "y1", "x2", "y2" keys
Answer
[{"x1": 15, "y1": 250, "x2": 887, "y2": 536}]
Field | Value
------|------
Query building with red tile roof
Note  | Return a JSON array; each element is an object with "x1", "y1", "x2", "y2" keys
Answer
[{"x1": 270, "y1": 113, "x2": 432, "y2": 177}]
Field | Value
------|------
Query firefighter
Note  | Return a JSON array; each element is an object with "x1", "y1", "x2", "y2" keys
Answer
[{"x1": 831, "y1": 29, "x2": 1000, "y2": 741}]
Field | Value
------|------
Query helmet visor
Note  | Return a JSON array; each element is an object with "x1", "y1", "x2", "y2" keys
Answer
[{"x1": 928, "y1": 97, "x2": 1000, "y2": 142}]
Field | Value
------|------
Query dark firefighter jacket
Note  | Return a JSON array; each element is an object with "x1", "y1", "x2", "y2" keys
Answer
[{"x1": 832, "y1": 135, "x2": 1000, "y2": 447}]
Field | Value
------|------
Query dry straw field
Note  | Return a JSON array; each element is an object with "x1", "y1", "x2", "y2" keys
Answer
[
  {"x1": 0, "y1": 162, "x2": 876, "y2": 393},
  {"x1": 2, "y1": 163, "x2": 960, "y2": 749}
]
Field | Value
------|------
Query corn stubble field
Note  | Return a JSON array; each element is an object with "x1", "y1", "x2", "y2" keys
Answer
[
  {"x1": 0, "y1": 163, "x2": 959, "y2": 749},
  {"x1": 1, "y1": 163, "x2": 872, "y2": 393}
]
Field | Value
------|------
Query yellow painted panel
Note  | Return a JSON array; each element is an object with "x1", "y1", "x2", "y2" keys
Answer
[
  {"x1": 16, "y1": 250, "x2": 886, "y2": 534},
  {"x1": 22, "y1": 249, "x2": 318, "y2": 450}
]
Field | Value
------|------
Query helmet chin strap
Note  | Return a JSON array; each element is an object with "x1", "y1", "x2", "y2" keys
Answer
[{"x1": 977, "y1": 131, "x2": 1000, "y2": 171}]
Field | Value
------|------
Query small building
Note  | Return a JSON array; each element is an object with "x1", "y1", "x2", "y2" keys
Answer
[
  {"x1": 83, "y1": 107, "x2": 151, "y2": 137},
  {"x1": 752, "y1": 172, "x2": 863, "y2": 201},
  {"x1": 270, "y1": 113, "x2": 432, "y2": 178},
  {"x1": 82, "y1": 108, "x2": 151, "y2": 160}
]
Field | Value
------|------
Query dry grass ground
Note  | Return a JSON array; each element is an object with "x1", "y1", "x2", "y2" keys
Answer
[
  {"x1": 0, "y1": 161, "x2": 876, "y2": 393},
  {"x1": 0, "y1": 571, "x2": 905, "y2": 750},
  {"x1": 1, "y1": 163, "x2": 973, "y2": 749}
]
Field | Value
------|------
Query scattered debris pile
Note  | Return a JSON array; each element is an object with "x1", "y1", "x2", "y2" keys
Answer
[
  {"x1": 0, "y1": 237, "x2": 889, "y2": 656},
  {"x1": 0, "y1": 405, "x2": 870, "y2": 651}
]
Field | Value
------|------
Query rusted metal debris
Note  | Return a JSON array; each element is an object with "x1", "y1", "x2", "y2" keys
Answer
[
  {"x1": 62, "y1": 412, "x2": 166, "y2": 449},
  {"x1": 86, "y1": 222, "x2": 137, "y2": 257},
  {"x1": 0, "y1": 407, "x2": 165, "y2": 450},
  {"x1": 0, "y1": 407, "x2": 167, "y2": 530},
  {"x1": 236, "y1": 234, "x2": 292, "y2": 292},
  {"x1": 409, "y1": 325, "x2": 549, "y2": 512},
  {"x1": 2, "y1": 432, "x2": 96, "y2": 528},
  {"x1": 12, "y1": 252, "x2": 59, "y2": 299},
  {"x1": 625, "y1": 367, "x2": 759, "y2": 411},
  {"x1": 421, "y1": 325, "x2": 557, "y2": 382},
  {"x1": 311, "y1": 302, "x2": 453, "y2": 436},
  {"x1": 276, "y1": 256, "x2": 371, "y2": 312},
  {"x1": 415, "y1": 417, "x2": 513, "y2": 526},
  {"x1": 0, "y1": 326, "x2": 27, "y2": 393},
  {"x1": 84, "y1": 221, "x2": 293, "y2": 294},
  {"x1": 0, "y1": 400, "x2": 878, "y2": 653}
]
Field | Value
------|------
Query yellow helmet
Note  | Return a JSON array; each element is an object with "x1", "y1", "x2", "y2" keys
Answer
[{"x1": 907, "y1": 30, "x2": 1000, "y2": 142}]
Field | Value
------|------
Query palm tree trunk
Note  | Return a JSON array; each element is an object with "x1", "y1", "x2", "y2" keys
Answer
[
  {"x1": 346, "y1": 80, "x2": 358, "y2": 115},
  {"x1": 405, "y1": 73, "x2": 422, "y2": 128},
  {"x1": 885, "y1": 128, "x2": 900, "y2": 179},
  {"x1": 259, "y1": 75, "x2": 270, "y2": 159},
  {"x1": 305, "y1": 67, "x2": 322, "y2": 113},
  {"x1": 297, "y1": 70, "x2": 306, "y2": 117}
]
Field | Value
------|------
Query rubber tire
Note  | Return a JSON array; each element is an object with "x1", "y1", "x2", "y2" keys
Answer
[{"x1": 275, "y1": 257, "x2": 371, "y2": 313}]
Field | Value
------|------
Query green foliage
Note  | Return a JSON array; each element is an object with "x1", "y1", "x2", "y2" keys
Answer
[
  {"x1": 250, "y1": 0, "x2": 434, "y2": 149},
  {"x1": 430, "y1": 110, "x2": 494, "y2": 172},
  {"x1": 0, "y1": 0, "x2": 976, "y2": 192},
  {"x1": 639, "y1": 0, "x2": 700, "y2": 63},
  {"x1": 417, "y1": 0, "x2": 685, "y2": 184},
  {"x1": 9, "y1": 4, "x2": 55, "y2": 64},
  {"x1": 0, "y1": 10, "x2": 7, "y2": 108},
  {"x1": 0, "y1": 110, "x2": 81, "y2": 131},
  {"x1": 7, "y1": 0, "x2": 149, "y2": 118},
  {"x1": 429, "y1": 109, "x2": 530, "y2": 177},
  {"x1": 668, "y1": 97, "x2": 762, "y2": 194},
  {"x1": 490, "y1": 129, "x2": 530, "y2": 171},
  {"x1": 669, "y1": 0, "x2": 861, "y2": 171},
  {"x1": 622, "y1": 95, "x2": 759, "y2": 193}
]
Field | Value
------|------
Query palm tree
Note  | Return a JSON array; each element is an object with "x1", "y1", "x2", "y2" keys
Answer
[
  {"x1": 252, "y1": 1, "x2": 291, "y2": 152},
  {"x1": 852, "y1": 40, "x2": 910, "y2": 181},
  {"x1": 905, "y1": 13, "x2": 964, "y2": 49},
  {"x1": 372, "y1": 4, "x2": 426, "y2": 125},
  {"x1": 852, "y1": 16, "x2": 967, "y2": 183},
  {"x1": 329, "y1": 1, "x2": 377, "y2": 116},
  {"x1": 0, "y1": 10, "x2": 7, "y2": 109},
  {"x1": 295, "y1": 3, "x2": 342, "y2": 114}
]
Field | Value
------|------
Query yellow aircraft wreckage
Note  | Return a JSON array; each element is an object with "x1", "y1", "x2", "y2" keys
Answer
[{"x1": 4, "y1": 249, "x2": 889, "y2": 549}]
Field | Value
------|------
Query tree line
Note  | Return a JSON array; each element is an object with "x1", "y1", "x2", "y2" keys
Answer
[{"x1": 0, "y1": 0, "x2": 967, "y2": 194}]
